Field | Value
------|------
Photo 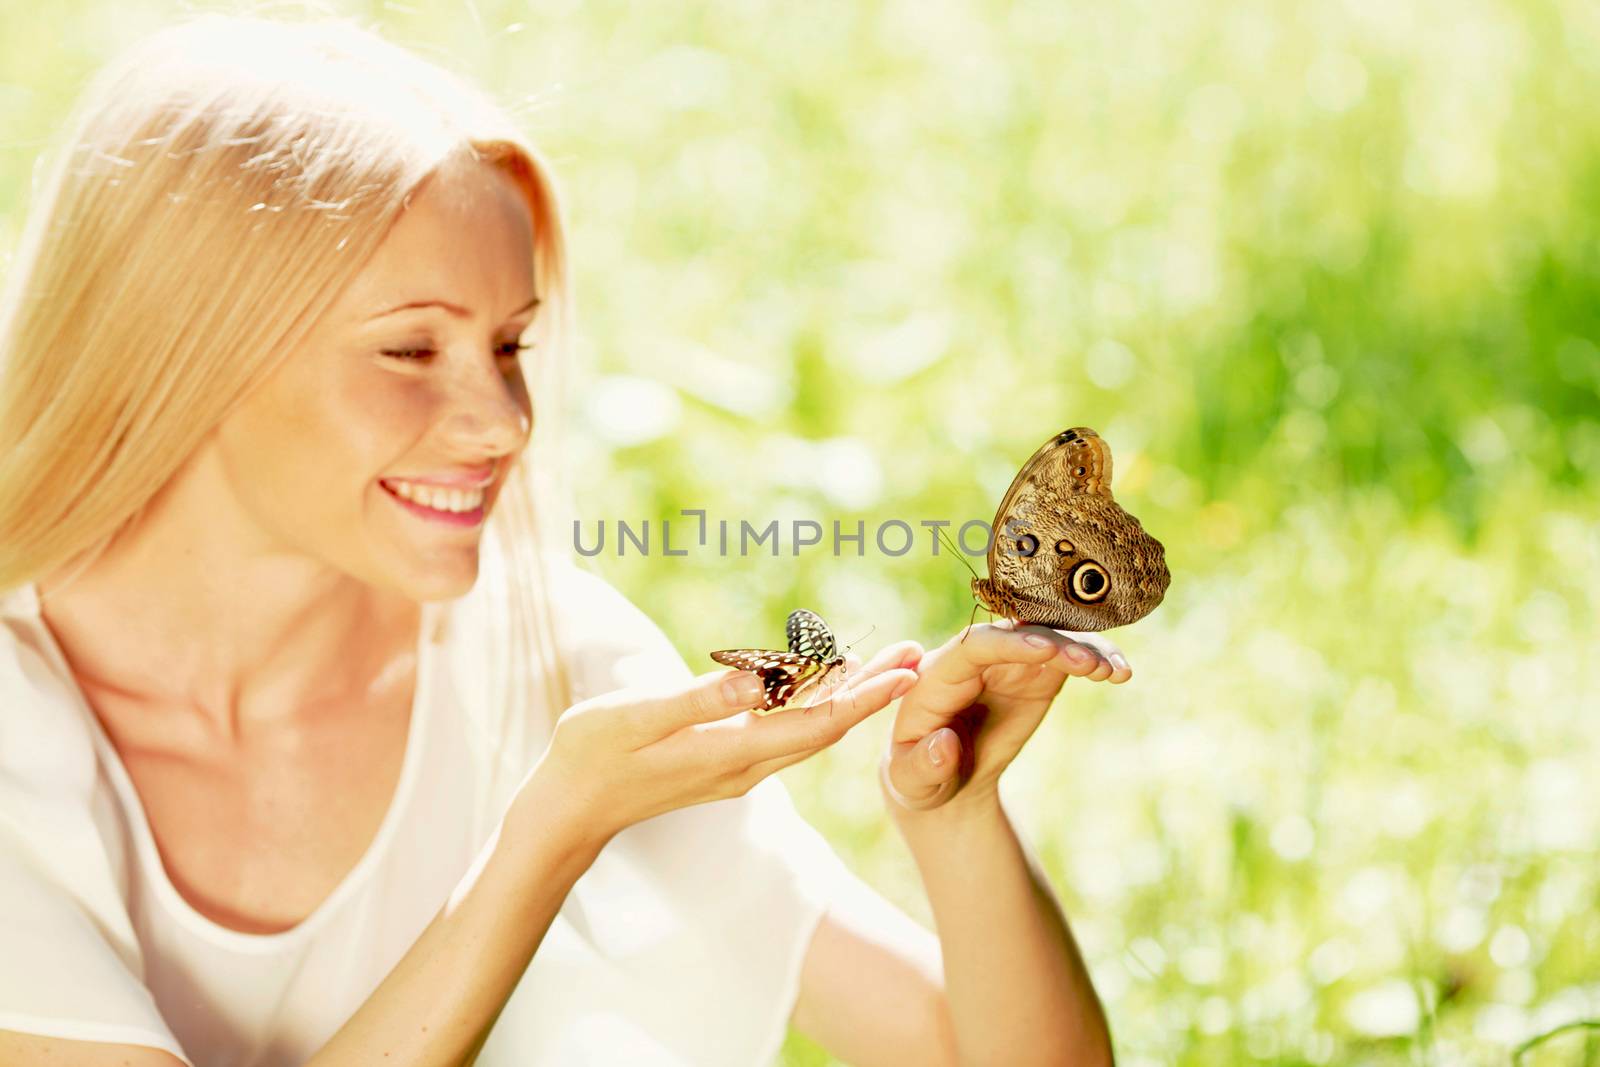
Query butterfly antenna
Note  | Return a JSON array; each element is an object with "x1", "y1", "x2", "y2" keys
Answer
[
  {"x1": 937, "y1": 524, "x2": 991, "y2": 644},
  {"x1": 937, "y1": 525, "x2": 982, "y2": 582},
  {"x1": 841, "y1": 624, "x2": 876, "y2": 658}
]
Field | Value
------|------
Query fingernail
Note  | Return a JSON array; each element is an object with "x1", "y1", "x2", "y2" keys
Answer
[
  {"x1": 926, "y1": 731, "x2": 945, "y2": 767},
  {"x1": 890, "y1": 673, "x2": 916, "y2": 700},
  {"x1": 723, "y1": 673, "x2": 763, "y2": 706},
  {"x1": 1023, "y1": 633, "x2": 1052, "y2": 648},
  {"x1": 1066, "y1": 644, "x2": 1093, "y2": 663},
  {"x1": 1111, "y1": 653, "x2": 1130, "y2": 672}
]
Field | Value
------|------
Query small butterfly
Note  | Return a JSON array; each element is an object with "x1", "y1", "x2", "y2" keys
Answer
[
  {"x1": 971, "y1": 426, "x2": 1170, "y2": 631},
  {"x1": 710, "y1": 608, "x2": 848, "y2": 711}
]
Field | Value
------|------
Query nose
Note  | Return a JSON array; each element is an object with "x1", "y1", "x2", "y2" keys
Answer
[{"x1": 438, "y1": 356, "x2": 532, "y2": 457}]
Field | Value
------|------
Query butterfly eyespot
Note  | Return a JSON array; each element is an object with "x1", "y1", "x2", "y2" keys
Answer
[
  {"x1": 1074, "y1": 466, "x2": 1087, "y2": 477},
  {"x1": 1012, "y1": 533, "x2": 1040, "y2": 557},
  {"x1": 1068, "y1": 560, "x2": 1111, "y2": 603},
  {"x1": 1055, "y1": 538, "x2": 1075, "y2": 555}
]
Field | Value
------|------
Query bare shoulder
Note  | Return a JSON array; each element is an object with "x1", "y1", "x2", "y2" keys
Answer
[{"x1": 0, "y1": 1030, "x2": 188, "y2": 1066}]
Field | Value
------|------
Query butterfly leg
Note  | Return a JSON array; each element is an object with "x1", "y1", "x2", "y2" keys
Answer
[
  {"x1": 958, "y1": 598, "x2": 983, "y2": 644},
  {"x1": 791, "y1": 663, "x2": 848, "y2": 716}
]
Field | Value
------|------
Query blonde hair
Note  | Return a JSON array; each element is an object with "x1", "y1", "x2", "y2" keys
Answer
[{"x1": 0, "y1": 13, "x2": 572, "y2": 712}]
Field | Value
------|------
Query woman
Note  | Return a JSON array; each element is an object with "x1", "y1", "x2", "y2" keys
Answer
[{"x1": 0, "y1": 14, "x2": 1128, "y2": 1066}]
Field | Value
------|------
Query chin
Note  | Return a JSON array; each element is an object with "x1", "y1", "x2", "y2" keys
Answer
[{"x1": 389, "y1": 552, "x2": 481, "y2": 602}]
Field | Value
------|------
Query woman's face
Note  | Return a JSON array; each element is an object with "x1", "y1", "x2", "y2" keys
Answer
[{"x1": 210, "y1": 158, "x2": 538, "y2": 601}]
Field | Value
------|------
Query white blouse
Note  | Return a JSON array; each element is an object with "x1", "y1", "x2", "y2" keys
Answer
[{"x1": 0, "y1": 555, "x2": 853, "y2": 1066}]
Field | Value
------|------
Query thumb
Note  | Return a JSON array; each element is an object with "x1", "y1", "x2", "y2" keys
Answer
[{"x1": 880, "y1": 728, "x2": 961, "y2": 812}]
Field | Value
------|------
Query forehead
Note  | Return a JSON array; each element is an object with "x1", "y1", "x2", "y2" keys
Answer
[{"x1": 339, "y1": 159, "x2": 535, "y2": 315}]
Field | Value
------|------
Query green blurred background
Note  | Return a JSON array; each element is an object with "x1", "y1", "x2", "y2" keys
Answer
[{"x1": 3, "y1": 1, "x2": 1598, "y2": 1064}]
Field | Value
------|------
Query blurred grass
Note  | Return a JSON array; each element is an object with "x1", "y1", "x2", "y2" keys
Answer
[{"x1": 3, "y1": 0, "x2": 1598, "y2": 1064}]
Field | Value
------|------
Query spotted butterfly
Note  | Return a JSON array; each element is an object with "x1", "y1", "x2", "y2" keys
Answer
[{"x1": 709, "y1": 608, "x2": 847, "y2": 711}]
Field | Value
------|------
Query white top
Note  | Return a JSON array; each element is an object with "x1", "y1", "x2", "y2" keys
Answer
[{"x1": 0, "y1": 553, "x2": 854, "y2": 1066}]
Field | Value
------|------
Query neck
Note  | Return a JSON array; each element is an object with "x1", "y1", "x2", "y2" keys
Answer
[{"x1": 35, "y1": 455, "x2": 416, "y2": 739}]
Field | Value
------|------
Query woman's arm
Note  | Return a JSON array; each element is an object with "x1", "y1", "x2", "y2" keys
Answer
[
  {"x1": 316, "y1": 644, "x2": 917, "y2": 1066},
  {"x1": 887, "y1": 790, "x2": 1111, "y2": 1067},
  {"x1": 0, "y1": 766, "x2": 600, "y2": 1067},
  {"x1": 789, "y1": 792, "x2": 1110, "y2": 1067},
  {"x1": 789, "y1": 870, "x2": 956, "y2": 1067},
  {"x1": 0, "y1": 652, "x2": 917, "y2": 1067},
  {"x1": 0, "y1": 1033, "x2": 190, "y2": 1066},
  {"x1": 306, "y1": 764, "x2": 606, "y2": 1065},
  {"x1": 793, "y1": 624, "x2": 1124, "y2": 1067}
]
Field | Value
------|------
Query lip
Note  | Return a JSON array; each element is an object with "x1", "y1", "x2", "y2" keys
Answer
[
  {"x1": 379, "y1": 462, "x2": 497, "y2": 490},
  {"x1": 379, "y1": 480, "x2": 486, "y2": 528}
]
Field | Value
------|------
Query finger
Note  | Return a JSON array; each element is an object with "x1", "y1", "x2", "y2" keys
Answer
[
  {"x1": 639, "y1": 669, "x2": 769, "y2": 737},
  {"x1": 1056, "y1": 630, "x2": 1132, "y2": 681},
  {"x1": 1040, "y1": 634, "x2": 1111, "y2": 680},
  {"x1": 838, "y1": 643, "x2": 915, "y2": 684},
  {"x1": 735, "y1": 666, "x2": 918, "y2": 766},
  {"x1": 739, "y1": 746, "x2": 814, "y2": 782},
  {"x1": 1088, "y1": 642, "x2": 1132, "y2": 683},
  {"x1": 792, "y1": 639, "x2": 922, "y2": 710},
  {"x1": 880, "y1": 639, "x2": 925, "y2": 671},
  {"x1": 919, "y1": 623, "x2": 1063, "y2": 687},
  {"x1": 880, "y1": 728, "x2": 962, "y2": 811},
  {"x1": 996, "y1": 624, "x2": 1132, "y2": 684},
  {"x1": 742, "y1": 668, "x2": 940, "y2": 793},
  {"x1": 1077, "y1": 648, "x2": 1115, "y2": 682},
  {"x1": 1053, "y1": 631, "x2": 1133, "y2": 683},
  {"x1": 742, "y1": 725, "x2": 855, "y2": 781}
]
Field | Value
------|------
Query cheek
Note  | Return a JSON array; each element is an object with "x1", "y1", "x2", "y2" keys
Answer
[
  {"x1": 325, "y1": 371, "x2": 441, "y2": 471},
  {"x1": 224, "y1": 369, "x2": 439, "y2": 513}
]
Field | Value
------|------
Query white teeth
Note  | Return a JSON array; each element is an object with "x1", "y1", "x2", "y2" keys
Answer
[{"x1": 384, "y1": 479, "x2": 484, "y2": 514}]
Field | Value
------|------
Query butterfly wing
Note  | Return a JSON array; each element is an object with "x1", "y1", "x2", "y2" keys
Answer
[
  {"x1": 979, "y1": 426, "x2": 1169, "y2": 631},
  {"x1": 785, "y1": 608, "x2": 839, "y2": 662},
  {"x1": 988, "y1": 427, "x2": 1112, "y2": 539},
  {"x1": 986, "y1": 428, "x2": 1112, "y2": 587},
  {"x1": 708, "y1": 648, "x2": 827, "y2": 710}
]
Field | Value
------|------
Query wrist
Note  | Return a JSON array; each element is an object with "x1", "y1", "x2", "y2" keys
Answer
[
  {"x1": 510, "y1": 755, "x2": 617, "y2": 861},
  {"x1": 879, "y1": 755, "x2": 1004, "y2": 828}
]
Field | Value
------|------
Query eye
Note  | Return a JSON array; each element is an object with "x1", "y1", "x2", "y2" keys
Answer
[
  {"x1": 1068, "y1": 560, "x2": 1110, "y2": 602},
  {"x1": 1055, "y1": 538, "x2": 1075, "y2": 556},
  {"x1": 380, "y1": 341, "x2": 533, "y2": 363}
]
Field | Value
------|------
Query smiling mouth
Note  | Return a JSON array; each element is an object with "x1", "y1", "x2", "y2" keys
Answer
[{"x1": 378, "y1": 478, "x2": 486, "y2": 527}]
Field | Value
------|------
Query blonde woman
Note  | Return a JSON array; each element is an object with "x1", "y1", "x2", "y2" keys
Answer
[{"x1": 0, "y1": 14, "x2": 1127, "y2": 1067}]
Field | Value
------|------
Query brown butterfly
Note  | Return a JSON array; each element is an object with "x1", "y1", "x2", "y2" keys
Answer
[
  {"x1": 971, "y1": 427, "x2": 1170, "y2": 631},
  {"x1": 709, "y1": 608, "x2": 848, "y2": 711}
]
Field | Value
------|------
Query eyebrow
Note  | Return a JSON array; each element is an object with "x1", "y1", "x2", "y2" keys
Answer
[{"x1": 367, "y1": 295, "x2": 541, "y2": 321}]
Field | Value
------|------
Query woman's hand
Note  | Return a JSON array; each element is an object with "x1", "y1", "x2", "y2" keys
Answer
[
  {"x1": 531, "y1": 640, "x2": 924, "y2": 847},
  {"x1": 880, "y1": 622, "x2": 1130, "y2": 818}
]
